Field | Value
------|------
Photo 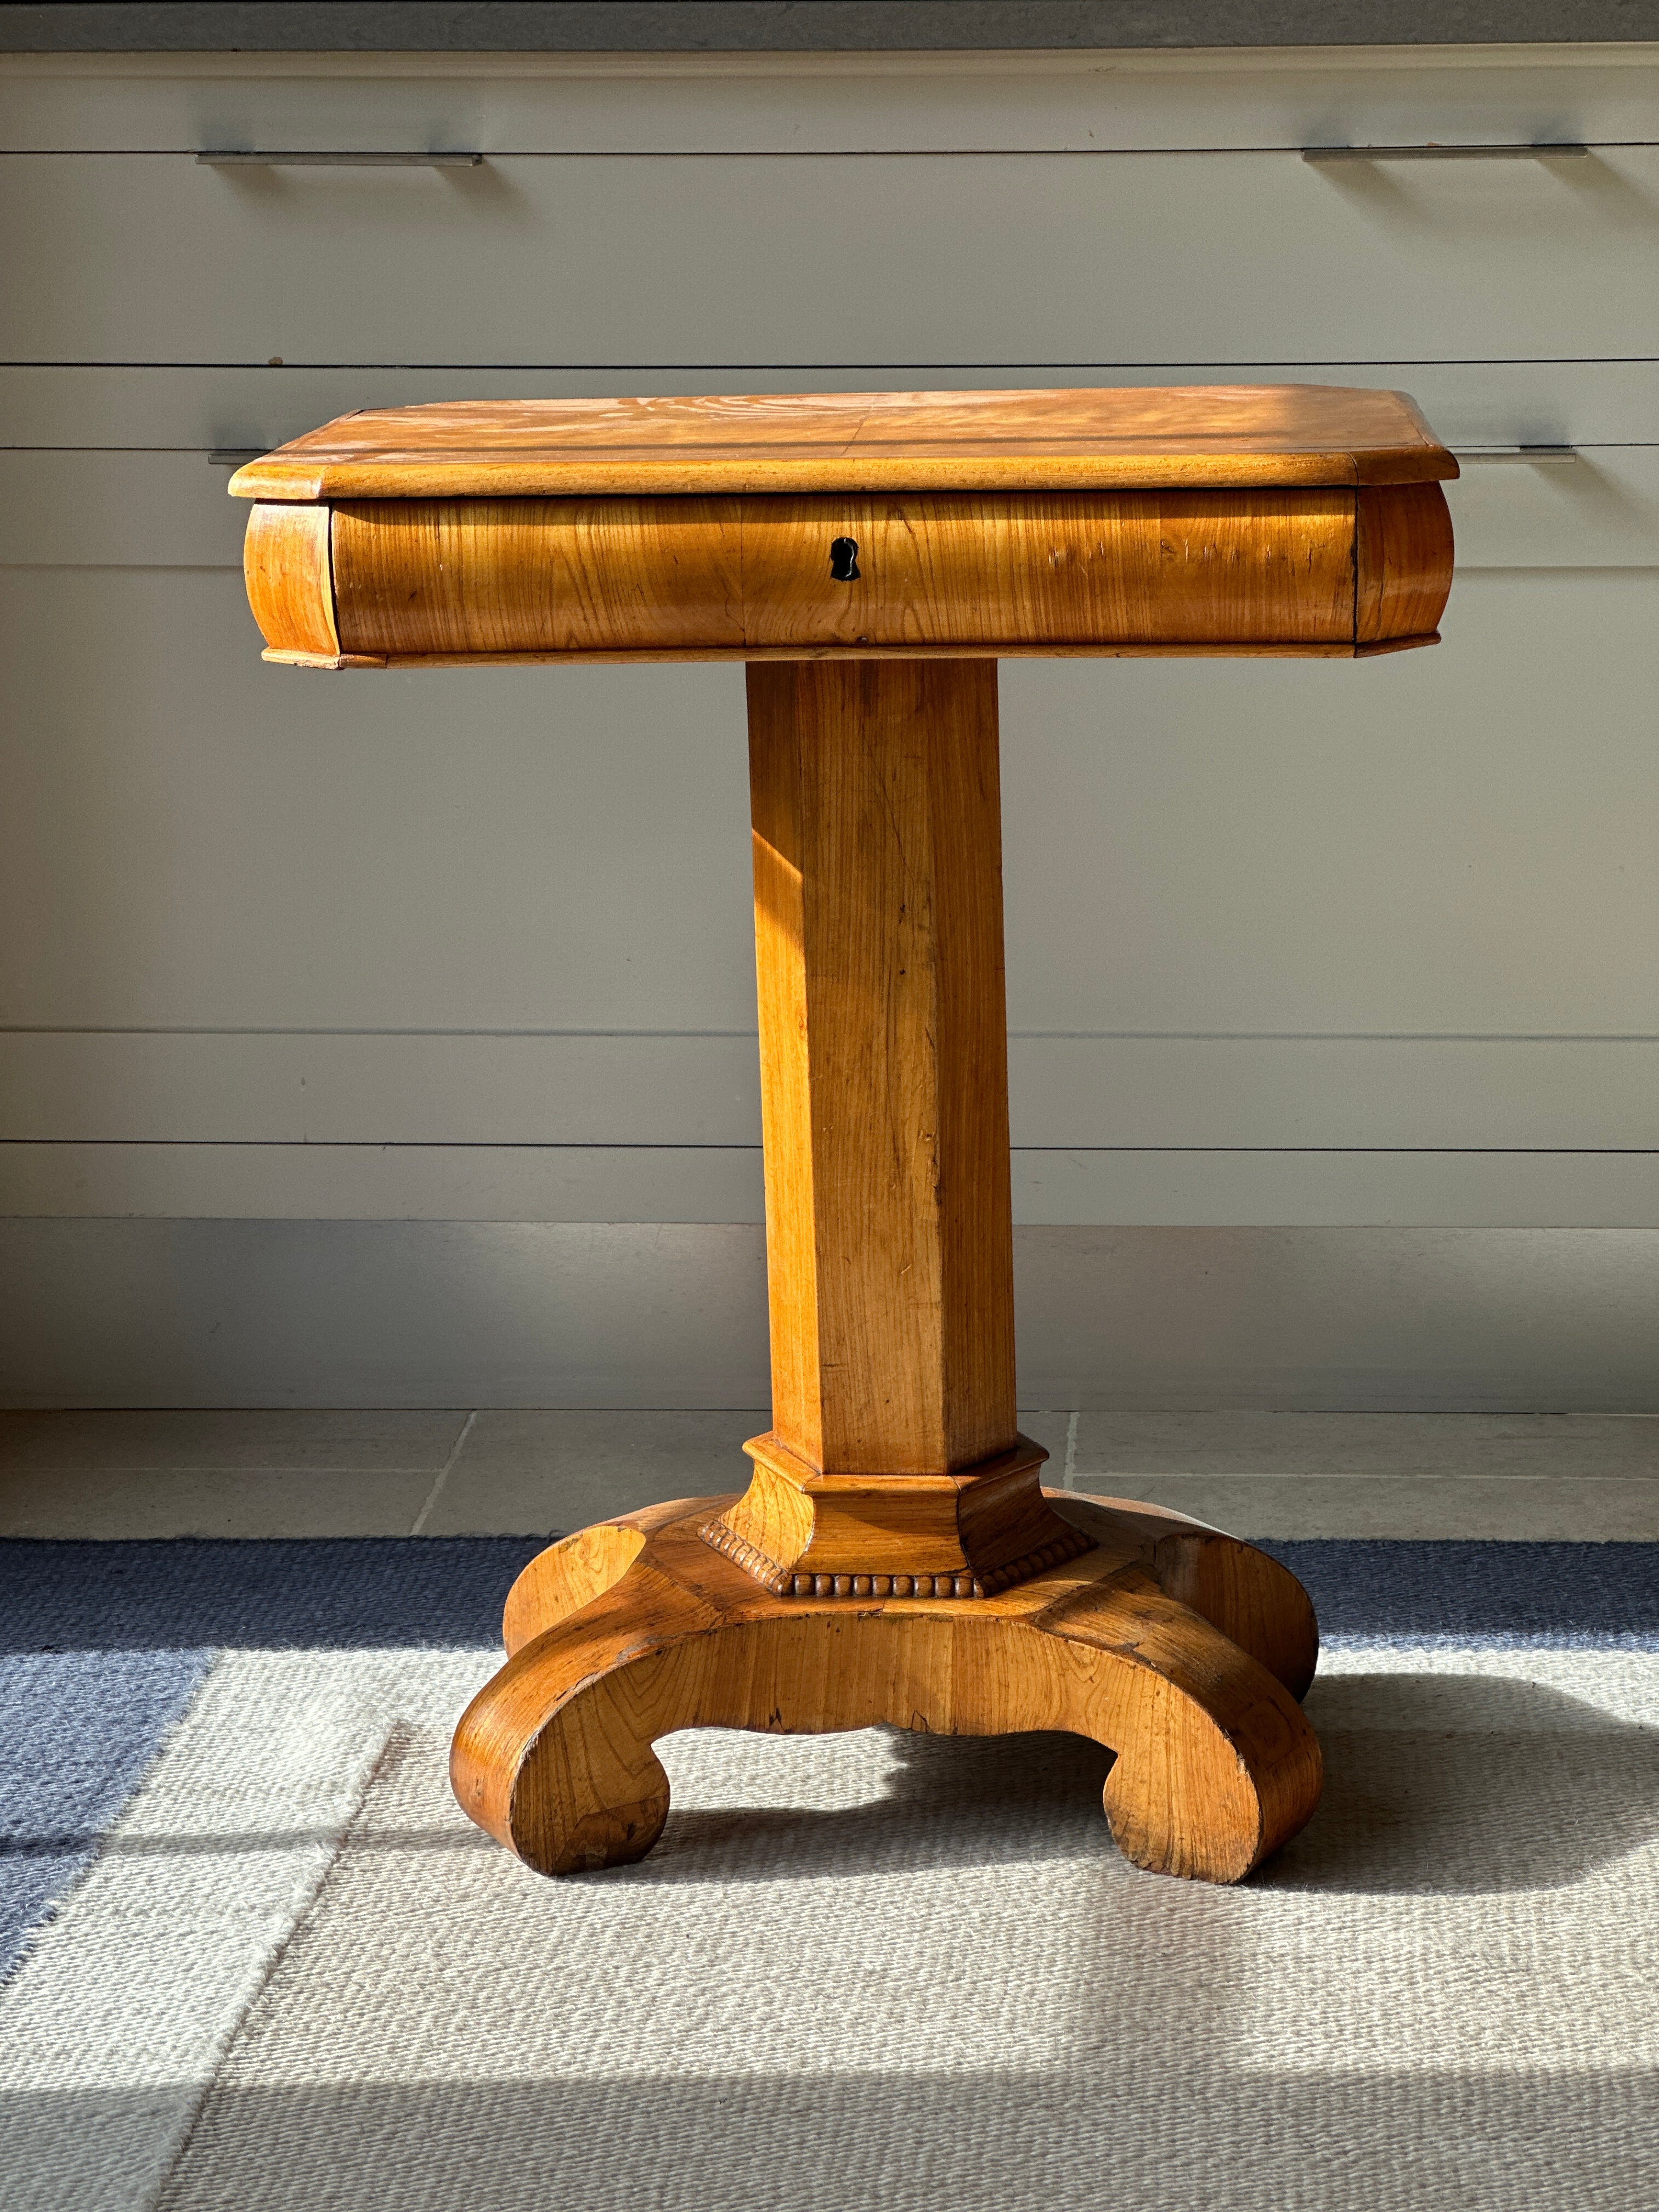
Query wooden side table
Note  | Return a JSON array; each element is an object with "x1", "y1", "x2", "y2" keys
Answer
[{"x1": 233, "y1": 385, "x2": 1455, "y2": 1884}]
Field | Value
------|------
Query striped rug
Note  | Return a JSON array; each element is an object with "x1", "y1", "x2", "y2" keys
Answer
[{"x1": 3, "y1": 1530, "x2": 1656, "y2": 2212}]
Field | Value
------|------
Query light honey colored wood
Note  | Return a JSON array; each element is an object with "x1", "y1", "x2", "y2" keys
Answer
[
  {"x1": 330, "y1": 496, "x2": 744, "y2": 657},
  {"x1": 233, "y1": 385, "x2": 1423, "y2": 1880},
  {"x1": 438, "y1": 636, "x2": 1328, "y2": 1884},
  {"x1": 736, "y1": 491, "x2": 1363, "y2": 650},
  {"x1": 713, "y1": 656, "x2": 1093, "y2": 1595},
  {"x1": 1357, "y1": 481, "x2": 1458, "y2": 646},
  {"x1": 452, "y1": 1488, "x2": 1324, "y2": 1886},
  {"x1": 706, "y1": 1431, "x2": 1091, "y2": 1599},
  {"x1": 230, "y1": 386, "x2": 1456, "y2": 503},
  {"x1": 1057, "y1": 1491, "x2": 1319, "y2": 1703},
  {"x1": 746, "y1": 657, "x2": 1013, "y2": 1476},
  {"x1": 324, "y1": 489, "x2": 1379, "y2": 661},
  {"x1": 241, "y1": 500, "x2": 340, "y2": 662},
  {"x1": 236, "y1": 385, "x2": 1455, "y2": 667},
  {"x1": 312, "y1": 641, "x2": 1418, "y2": 669},
  {"x1": 254, "y1": 478, "x2": 1453, "y2": 665}
]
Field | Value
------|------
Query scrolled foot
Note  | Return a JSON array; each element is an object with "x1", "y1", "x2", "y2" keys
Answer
[
  {"x1": 452, "y1": 1497, "x2": 1323, "y2": 1884},
  {"x1": 453, "y1": 1556, "x2": 701, "y2": 1874},
  {"x1": 1035, "y1": 1567, "x2": 1322, "y2": 1881}
]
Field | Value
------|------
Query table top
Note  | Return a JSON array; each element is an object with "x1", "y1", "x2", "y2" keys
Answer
[{"x1": 230, "y1": 385, "x2": 1457, "y2": 504}]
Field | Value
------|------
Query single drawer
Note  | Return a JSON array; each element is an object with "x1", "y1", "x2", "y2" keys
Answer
[
  {"x1": 240, "y1": 487, "x2": 1451, "y2": 663},
  {"x1": 4, "y1": 149, "x2": 1657, "y2": 365}
]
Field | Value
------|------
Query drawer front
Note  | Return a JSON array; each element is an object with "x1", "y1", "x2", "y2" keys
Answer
[
  {"x1": 5, "y1": 151, "x2": 1657, "y2": 364},
  {"x1": 324, "y1": 490, "x2": 1381, "y2": 658}
]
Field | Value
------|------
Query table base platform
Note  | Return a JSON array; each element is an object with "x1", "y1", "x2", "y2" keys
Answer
[{"x1": 452, "y1": 1486, "x2": 1323, "y2": 1887}]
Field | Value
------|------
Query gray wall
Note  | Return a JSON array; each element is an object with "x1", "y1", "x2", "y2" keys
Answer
[
  {"x1": 7, "y1": 4, "x2": 1659, "y2": 53},
  {"x1": 4, "y1": 1221, "x2": 1658, "y2": 1412},
  {"x1": 4, "y1": 42, "x2": 1659, "y2": 1408}
]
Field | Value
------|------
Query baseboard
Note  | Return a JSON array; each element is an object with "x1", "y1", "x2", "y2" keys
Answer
[{"x1": 3, "y1": 1219, "x2": 1657, "y2": 1410}]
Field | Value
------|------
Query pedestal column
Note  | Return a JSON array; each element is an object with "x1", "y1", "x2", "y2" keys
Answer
[{"x1": 707, "y1": 659, "x2": 1090, "y2": 1599}]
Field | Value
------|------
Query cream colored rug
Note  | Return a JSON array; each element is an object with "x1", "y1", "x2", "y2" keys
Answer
[
  {"x1": 136, "y1": 1659, "x2": 1659, "y2": 2212},
  {"x1": 3, "y1": 1528, "x2": 1657, "y2": 2212}
]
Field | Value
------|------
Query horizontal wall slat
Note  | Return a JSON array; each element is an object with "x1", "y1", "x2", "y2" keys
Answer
[
  {"x1": 0, "y1": 1034, "x2": 765, "y2": 1144},
  {"x1": 1009, "y1": 1037, "x2": 1659, "y2": 1150},
  {"x1": 9, "y1": 442, "x2": 1659, "y2": 571},
  {"x1": 1012, "y1": 1149, "x2": 1659, "y2": 1228},
  {"x1": 5, "y1": 1034, "x2": 1659, "y2": 1150},
  {"x1": 7, "y1": 568, "x2": 1659, "y2": 1038},
  {"x1": 6, "y1": 1139, "x2": 1659, "y2": 1226},
  {"x1": 7, "y1": 363, "x2": 1658, "y2": 453},
  {"x1": 6, "y1": 150, "x2": 1659, "y2": 364},
  {"x1": 0, "y1": 450, "x2": 251, "y2": 567},
  {"x1": 0, "y1": 1140, "x2": 767, "y2": 1221},
  {"x1": 5, "y1": 48, "x2": 1659, "y2": 156},
  {"x1": 4, "y1": 1218, "x2": 1655, "y2": 1410}
]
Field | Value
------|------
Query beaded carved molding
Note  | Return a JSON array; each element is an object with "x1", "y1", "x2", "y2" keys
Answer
[{"x1": 698, "y1": 1514, "x2": 1094, "y2": 1600}]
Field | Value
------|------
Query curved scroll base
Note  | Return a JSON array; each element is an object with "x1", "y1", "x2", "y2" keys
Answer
[{"x1": 452, "y1": 1489, "x2": 1322, "y2": 1886}]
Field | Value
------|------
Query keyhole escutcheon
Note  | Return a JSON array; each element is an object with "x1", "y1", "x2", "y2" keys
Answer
[{"x1": 829, "y1": 537, "x2": 860, "y2": 582}]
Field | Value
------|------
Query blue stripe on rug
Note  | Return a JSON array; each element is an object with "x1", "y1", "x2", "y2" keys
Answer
[
  {"x1": 1, "y1": 1647, "x2": 212, "y2": 1985},
  {"x1": 0, "y1": 1537, "x2": 543, "y2": 1654},
  {"x1": 1262, "y1": 1540, "x2": 1659, "y2": 1649},
  {"x1": 0, "y1": 1537, "x2": 1653, "y2": 1654}
]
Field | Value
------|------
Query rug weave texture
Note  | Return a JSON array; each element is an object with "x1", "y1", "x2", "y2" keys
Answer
[{"x1": 2, "y1": 1537, "x2": 1655, "y2": 2212}]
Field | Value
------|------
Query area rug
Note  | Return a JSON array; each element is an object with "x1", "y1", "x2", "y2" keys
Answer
[{"x1": 3, "y1": 1533, "x2": 1656, "y2": 2212}]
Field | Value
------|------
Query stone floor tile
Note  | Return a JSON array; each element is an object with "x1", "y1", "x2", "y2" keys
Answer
[
  {"x1": 0, "y1": 1409, "x2": 469, "y2": 1472},
  {"x1": 1068, "y1": 1410, "x2": 1659, "y2": 1480},
  {"x1": 425, "y1": 1408, "x2": 770, "y2": 1535},
  {"x1": 1067, "y1": 1472, "x2": 1659, "y2": 1541},
  {"x1": 1014, "y1": 1408, "x2": 1075, "y2": 1468},
  {"x1": 0, "y1": 1466, "x2": 439, "y2": 1539},
  {"x1": 10, "y1": 1409, "x2": 1656, "y2": 1542}
]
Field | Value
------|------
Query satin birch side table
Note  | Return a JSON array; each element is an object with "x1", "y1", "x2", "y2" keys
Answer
[{"x1": 233, "y1": 385, "x2": 1455, "y2": 1883}]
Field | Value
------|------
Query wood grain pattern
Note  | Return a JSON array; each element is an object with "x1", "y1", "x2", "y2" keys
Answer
[
  {"x1": 1356, "y1": 480, "x2": 1457, "y2": 645},
  {"x1": 713, "y1": 657, "x2": 1118, "y2": 1591},
  {"x1": 1056, "y1": 1492, "x2": 1320, "y2": 1702},
  {"x1": 285, "y1": 483, "x2": 1454, "y2": 662},
  {"x1": 230, "y1": 385, "x2": 1457, "y2": 503},
  {"x1": 743, "y1": 491, "x2": 1360, "y2": 649},
  {"x1": 331, "y1": 496, "x2": 744, "y2": 657},
  {"x1": 706, "y1": 1432, "x2": 1093, "y2": 1596},
  {"x1": 744, "y1": 658, "x2": 1016, "y2": 1477},
  {"x1": 451, "y1": 1488, "x2": 1324, "y2": 1885},
  {"x1": 241, "y1": 501, "x2": 341, "y2": 662},
  {"x1": 240, "y1": 385, "x2": 1380, "y2": 1884},
  {"x1": 342, "y1": 641, "x2": 1406, "y2": 669},
  {"x1": 328, "y1": 489, "x2": 1368, "y2": 659}
]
